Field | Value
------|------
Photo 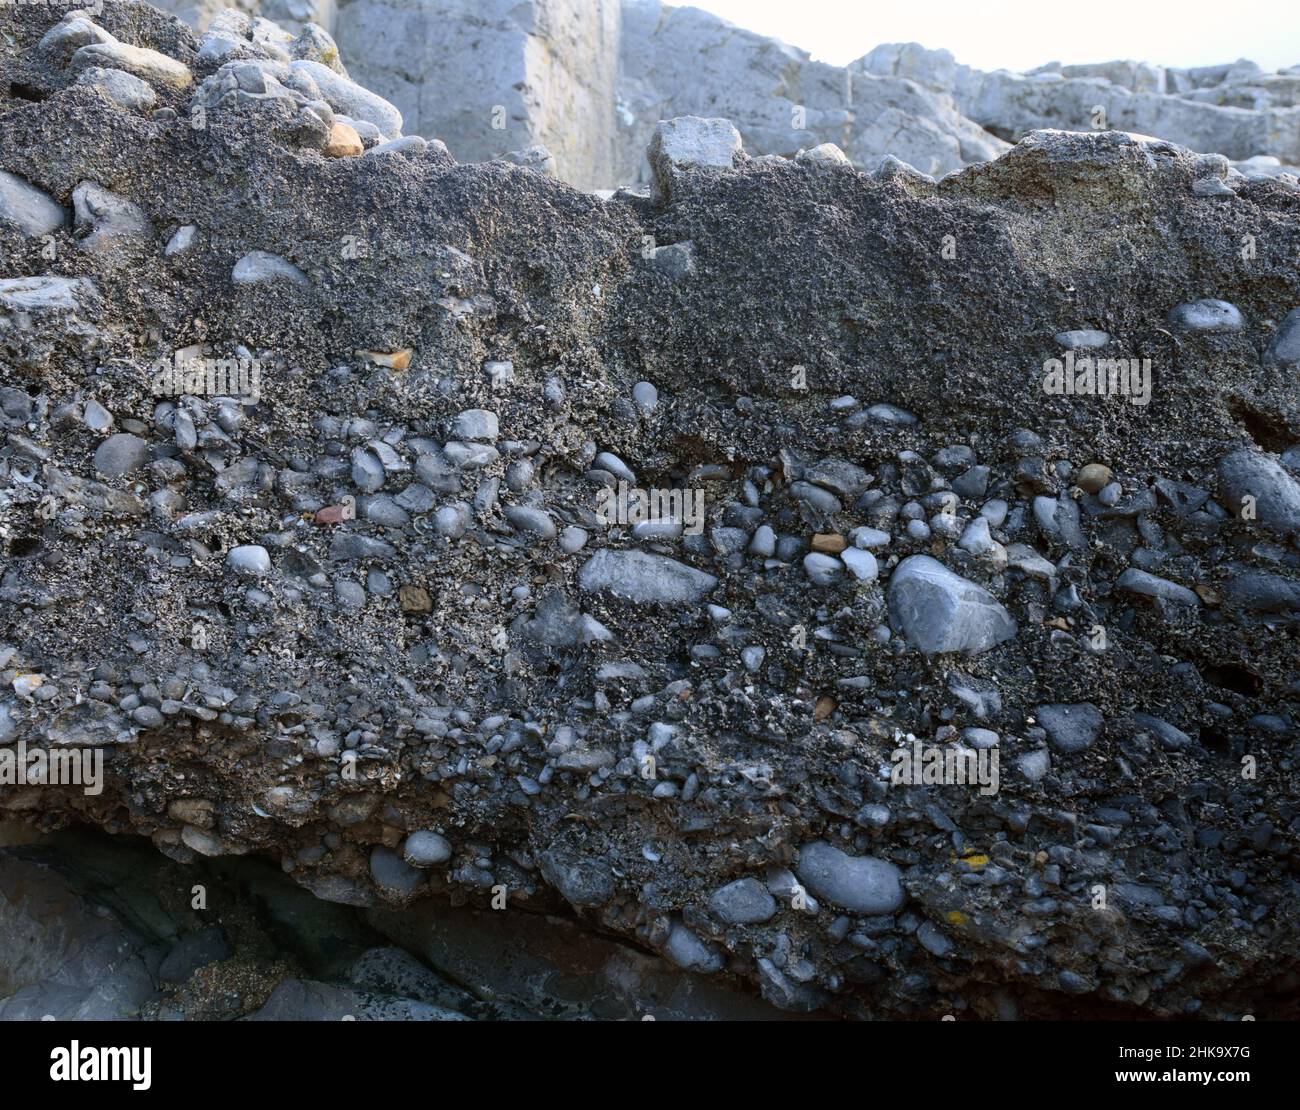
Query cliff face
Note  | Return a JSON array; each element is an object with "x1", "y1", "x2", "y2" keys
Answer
[
  {"x1": 2, "y1": 1, "x2": 1300, "y2": 1020},
  {"x1": 332, "y1": 0, "x2": 623, "y2": 190}
]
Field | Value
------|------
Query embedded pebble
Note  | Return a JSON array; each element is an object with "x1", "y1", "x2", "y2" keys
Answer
[
  {"x1": 402, "y1": 831, "x2": 453, "y2": 867},
  {"x1": 1167, "y1": 298, "x2": 1243, "y2": 333},
  {"x1": 795, "y1": 841, "x2": 904, "y2": 914},
  {"x1": 709, "y1": 878, "x2": 778, "y2": 924}
]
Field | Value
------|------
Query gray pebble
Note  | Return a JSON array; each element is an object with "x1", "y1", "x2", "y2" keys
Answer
[
  {"x1": 93, "y1": 433, "x2": 149, "y2": 477},
  {"x1": 402, "y1": 830, "x2": 453, "y2": 867},
  {"x1": 709, "y1": 877, "x2": 778, "y2": 924},
  {"x1": 227, "y1": 545, "x2": 270, "y2": 577}
]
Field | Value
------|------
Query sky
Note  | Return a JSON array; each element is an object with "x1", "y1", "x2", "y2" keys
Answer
[{"x1": 686, "y1": 0, "x2": 1300, "y2": 73}]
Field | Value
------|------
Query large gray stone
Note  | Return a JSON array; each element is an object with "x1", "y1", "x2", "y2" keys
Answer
[
  {"x1": 0, "y1": 171, "x2": 66, "y2": 237},
  {"x1": 0, "y1": 276, "x2": 96, "y2": 315},
  {"x1": 648, "y1": 115, "x2": 744, "y2": 197},
  {"x1": 1265, "y1": 308, "x2": 1300, "y2": 368},
  {"x1": 368, "y1": 845, "x2": 426, "y2": 899},
  {"x1": 71, "y1": 39, "x2": 194, "y2": 88},
  {"x1": 887, "y1": 555, "x2": 1017, "y2": 655},
  {"x1": 795, "y1": 841, "x2": 904, "y2": 914},
  {"x1": 665, "y1": 922, "x2": 724, "y2": 972},
  {"x1": 1036, "y1": 702, "x2": 1104, "y2": 753},
  {"x1": 71, "y1": 181, "x2": 151, "y2": 255},
  {"x1": 290, "y1": 58, "x2": 403, "y2": 138},
  {"x1": 1218, "y1": 448, "x2": 1300, "y2": 537},
  {"x1": 1168, "y1": 298, "x2": 1244, "y2": 333},
  {"x1": 232, "y1": 250, "x2": 310, "y2": 287},
  {"x1": 76, "y1": 66, "x2": 160, "y2": 112},
  {"x1": 1115, "y1": 568, "x2": 1202, "y2": 606},
  {"x1": 93, "y1": 432, "x2": 150, "y2": 477},
  {"x1": 709, "y1": 877, "x2": 777, "y2": 924},
  {"x1": 402, "y1": 830, "x2": 452, "y2": 867},
  {"x1": 578, "y1": 548, "x2": 717, "y2": 604},
  {"x1": 537, "y1": 846, "x2": 614, "y2": 908}
]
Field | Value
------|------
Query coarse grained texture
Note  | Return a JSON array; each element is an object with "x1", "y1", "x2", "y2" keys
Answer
[{"x1": 2, "y1": 1, "x2": 1300, "y2": 1021}]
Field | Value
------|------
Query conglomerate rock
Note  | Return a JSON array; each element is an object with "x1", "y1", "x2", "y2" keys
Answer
[{"x1": 2, "y1": 1, "x2": 1300, "y2": 1020}]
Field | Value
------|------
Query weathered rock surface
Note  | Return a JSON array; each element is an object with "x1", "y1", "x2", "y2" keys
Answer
[
  {"x1": 863, "y1": 41, "x2": 1300, "y2": 171},
  {"x1": 333, "y1": 0, "x2": 622, "y2": 189}
]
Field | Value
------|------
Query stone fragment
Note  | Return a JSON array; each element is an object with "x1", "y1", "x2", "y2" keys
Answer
[
  {"x1": 93, "y1": 433, "x2": 149, "y2": 477},
  {"x1": 578, "y1": 549, "x2": 717, "y2": 605},
  {"x1": 233, "y1": 251, "x2": 310, "y2": 288},
  {"x1": 887, "y1": 555, "x2": 1017, "y2": 654},
  {"x1": 0, "y1": 171, "x2": 66, "y2": 237},
  {"x1": 72, "y1": 181, "x2": 150, "y2": 254},
  {"x1": 1167, "y1": 298, "x2": 1243, "y2": 333},
  {"x1": 76, "y1": 66, "x2": 158, "y2": 111},
  {"x1": 648, "y1": 116, "x2": 743, "y2": 199},
  {"x1": 709, "y1": 878, "x2": 777, "y2": 924},
  {"x1": 71, "y1": 41, "x2": 193, "y2": 88},
  {"x1": 1116, "y1": 568, "x2": 1202, "y2": 606},
  {"x1": 1036, "y1": 702, "x2": 1104, "y2": 753},
  {"x1": 227, "y1": 545, "x2": 271, "y2": 578},
  {"x1": 323, "y1": 121, "x2": 364, "y2": 157},
  {"x1": 1218, "y1": 448, "x2": 1300, "y2": 537},
  {"x1": 402, "y1": 831, "x2": 453, "y2": 867}
]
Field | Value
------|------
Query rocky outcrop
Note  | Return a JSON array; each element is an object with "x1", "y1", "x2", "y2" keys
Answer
[
  {"x1": 139, "y1": 1, "x2": 1300, "y2": 187},
  {"x1": 613, "y1": 0, "x2": 1008, "y2": 184},
  {"x1": 862, "y1": 42, "x2": 1300, "y2": 173},
  {"x1": 2, "y1": 2, "x2": 1300, "y2": 1021}
]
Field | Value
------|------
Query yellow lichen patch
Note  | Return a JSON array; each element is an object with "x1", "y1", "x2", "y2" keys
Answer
[{"x1": 946, "y1": 910, "x2": 970, "y2": 927}]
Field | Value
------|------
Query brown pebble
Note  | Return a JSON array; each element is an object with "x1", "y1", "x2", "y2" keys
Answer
[
  {"x1": 314, "y1": 503, "x2": 353, "y2": 525},
  {"x1": 1075, "y1": 463, "x2": 1113, "y2": 494},
  {"x1": 399, "y1": 585, "x2": 432, "y2": 613},
  {"x1": 324, "y1": 121, "x2": 363, "y2": 158},
  {"x1": 811, "y1": 532, "x2": 847, "y2": 553}
]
